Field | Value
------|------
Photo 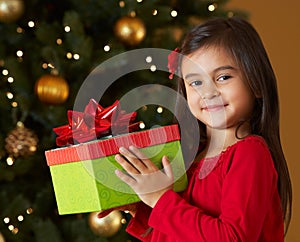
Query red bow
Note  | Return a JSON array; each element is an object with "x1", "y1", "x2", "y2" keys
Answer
[
  {"x1": 53, "y1": 99, "x2": 140, "y2": 146},
  {"x1": 167, "y1": 47, "x2": 180, "y2": 80}
]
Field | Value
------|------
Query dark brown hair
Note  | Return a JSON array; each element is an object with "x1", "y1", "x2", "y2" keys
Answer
[{"x1": 176, "y1": 16, "x2": 292, "y2": 234}]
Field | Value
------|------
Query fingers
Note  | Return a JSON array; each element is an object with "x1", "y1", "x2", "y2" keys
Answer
[
  {"x1": 97, "y1": 203, "x2": 139, "y2": 218},
  {"x1": 115, "y1": 169, "x2": 136, "y2": 187},
  {"x1": 115, "y1": 153, "x2": 140, "y2": 175},
  {"x1": 118, "y1": 146, "x2": 153, "y2": 173},
  {"x1": 97, "y1": 209, "x2": 113, "y2": 218},
  {"x1": 162, "y1": 155, "x2": 173, "y2": 179}
]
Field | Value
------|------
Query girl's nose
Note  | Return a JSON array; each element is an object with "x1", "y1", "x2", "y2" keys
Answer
[{"x1": 199, "y1": 82, "x2": 220, "y2": 99}]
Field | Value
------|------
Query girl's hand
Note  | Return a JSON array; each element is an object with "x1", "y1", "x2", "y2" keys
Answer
[
  {"x1": 97, "y1": 202, "x2": 139, "y2": 218},
  {"x1": 115, "y1": 146, "x2": 174, "y2": 208}
]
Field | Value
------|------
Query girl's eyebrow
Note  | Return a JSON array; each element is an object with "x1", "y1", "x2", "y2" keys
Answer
[{"x1": 184, "y1": 65, "x2": 236, "y2": 80}]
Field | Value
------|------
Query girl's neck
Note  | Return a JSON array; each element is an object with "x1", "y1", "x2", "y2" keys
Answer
[{"x1": 200, "y1": 121, "x2": 251, "y2": 159}]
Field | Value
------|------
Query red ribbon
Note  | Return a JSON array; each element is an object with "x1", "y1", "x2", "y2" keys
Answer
[{"x1": 53, "y1": 99, "x2": 140, "y2": 146}]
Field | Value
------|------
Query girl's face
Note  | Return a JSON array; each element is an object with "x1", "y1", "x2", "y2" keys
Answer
[{"x1": 181, "y1": 46, "x2": 255, "y2": 132}]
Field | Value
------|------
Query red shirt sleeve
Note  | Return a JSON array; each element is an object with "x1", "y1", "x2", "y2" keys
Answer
[
  {"x1": 126, "y1": 202, "x2": 153, "y2": 241},
  {"x1": 147, "y1": 137, "x2": 281, "y2": 241}
]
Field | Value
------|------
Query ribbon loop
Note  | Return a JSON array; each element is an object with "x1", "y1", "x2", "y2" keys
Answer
[{"x1": 53, "y1": 99, "x2": 139, "y2": 146}]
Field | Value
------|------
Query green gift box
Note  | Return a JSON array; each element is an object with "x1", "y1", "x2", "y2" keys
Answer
[{"x1": 45, "y1": 124, "x2": 187, "y2": 215}]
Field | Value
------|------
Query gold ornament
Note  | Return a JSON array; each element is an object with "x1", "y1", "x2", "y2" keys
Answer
[
  {"x1": 35, "y1": 74, "x2": 69, "y2": 105},
  {"x1": 88, "y1": 211, "x2": 123, "y2": 237},
  {"x1": 114, "y1": 16, "x2": 146, "y2": 46},
  {"x1": 5, "y1": 121, "x2": 38, "y2": 158},
  {"x1": 0, "y1": 0, "x2": 25, "y2": 23}
]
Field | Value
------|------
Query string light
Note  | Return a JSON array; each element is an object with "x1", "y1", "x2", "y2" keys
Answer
[
  {"x1": 208, "y1": 4, "x2": 217, "y2": 12},
  {"x1": 3, "y1": 217, "x2": 10, "y2": 224},
  {"x1": 103, "y1": 45, "x2": 110, "y2": 52},
  {"x1": 145, "y1": 56, "x2": 152, "y2": 63},
  {"x1": 6, "y1": 92, "x2": 13, "y2": 99},
  {"x1": 137, "y1": 0, "x2": 143, "y2": 3},
  {"x1": 12, "y1": 227, "x2": 19, "y2": 234},
  {"x1": 48, "y1": 63, "x2": 55, "y2": 69},
  {"x1": 152, "y1": 9, "x2": 158, "y2": 16},
  {"x1": 129, "y1": 11, "x2": 136, "y2": 18},
  {"x1": 26, "y1": 208, "x2": 33, "y2": 214},
  {"x1": 2, "y1": 69, "x2": 9, "y2": 75},
  {"x1": 64, "y1": 25, "x2": 71, "y2": 32},
  {"x1": 139, "y1": 122, "x2": 146, "y2": 129},
  {"x1": 11, "y1": 102, "x2": 18, "y2": 107},
  {"x1": 8, "y1": 225, "x2": 14, "y2": 231},
  {"x1": 16, "y1": 50, "x2": 23, "y2": 58},
  {"x1": 170, "y1": 10, "x2": 178, "y2": 18},
  {"x1": 2, "y1": 209, "x2": 34, "y2": 236},
  {"x1": 119, "y1": 1, "x2": 125, "y2": 7},
  {"x1": 66, "y1": 52, "x2": 72, "y2": 59},
  {"x1": 73, "y1": 53, "x2": 80, "y2": 60},
  {"x1": 6, "y1": 156, "x2": 14, "y2": 166},
  {"x1": 7, "y1": 77, "x2": 14, "y2": 83},
  {"x1": 157, "y1": 106, "x2": 163, "y2": 113},
  {"x1": 16, "y1": 27, "x2": 23, "y2": 33},
  {"x1": 129, "y1": 11, "x2": 136, "y2": 17},
  {"x1": 150, "y1": 65, "x2": 156, "y2": 72},
  {"x1": 56, "y1": 38, "x2": 63, "y2": 45},
  {"x1": 28, "y1": 21, "x2": 35, "y2": 28}
]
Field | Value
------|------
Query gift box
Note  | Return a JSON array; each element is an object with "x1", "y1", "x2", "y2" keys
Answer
[{"x1": 45, "y1": 100, "x2": 187, "y2": 215}]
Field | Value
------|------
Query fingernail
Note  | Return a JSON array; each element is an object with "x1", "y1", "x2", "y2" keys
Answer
[
  {"x1": 129, "y1": 145, "x2": 136, "y2": 151},
  {"x1": 115, "y1": 169, "x2": 122, "y2": 176}
]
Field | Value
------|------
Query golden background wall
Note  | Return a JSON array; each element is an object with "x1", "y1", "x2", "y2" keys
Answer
[{"x1": 227, "y1": 0, "x2": 300, "y2": 241}]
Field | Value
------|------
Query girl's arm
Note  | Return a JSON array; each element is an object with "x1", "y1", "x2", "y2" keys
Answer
[
  {"x1": 147, "y1": 138, "x2": 283, "y2": 241},
  {"x1": 116, "y1": 139, "x2": 283, "y2": 241}
]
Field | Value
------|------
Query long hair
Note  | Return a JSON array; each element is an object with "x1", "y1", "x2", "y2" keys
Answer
[{"x1": 175, "y1": 16, "x2": 292, "y2": 234}]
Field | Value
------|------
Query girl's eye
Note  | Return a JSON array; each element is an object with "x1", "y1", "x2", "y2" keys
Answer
[
  {"x1": 190, "y1": 80, "x2": 203, "y2": 86},
  {"x1": 217, "y1": 75, "x2": 231, "y2": 82}
]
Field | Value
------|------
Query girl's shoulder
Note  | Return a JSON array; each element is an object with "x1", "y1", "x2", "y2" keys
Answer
[
  {"x1": 226, "y1": 134, "x2": 269, "y2": 154},
  {"x1": 221, "y1": 135, "x2": 275, "y2": 174},
  {"x1": 189, "y1": 135, "x2": 271, "y2": 176}
]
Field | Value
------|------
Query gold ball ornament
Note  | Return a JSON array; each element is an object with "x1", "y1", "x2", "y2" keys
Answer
[
  {"x1": 5, "y1": 122, "x2": 38, "y2": 158},
  {"x1": 0, "y1": 0, "x2": 25, "y2": 23},
  {"x1": 35, "y1": 74, "x2": 69, "y2": 105},
  {"x1": 88, "y1": 211, "x2": 123, "y2": 237},
  {"x1": 114, "y1": 16, "x2": 146, "y2": 46}
]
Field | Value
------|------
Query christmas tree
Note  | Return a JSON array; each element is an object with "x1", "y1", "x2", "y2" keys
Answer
[{"x1": 0, "y1": 0, "x2": 247, "y2": 241}]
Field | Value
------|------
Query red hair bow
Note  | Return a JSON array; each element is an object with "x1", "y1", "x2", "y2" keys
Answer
[{"x1": 167, "y1": 47, "x2": 180, "y2": 80}]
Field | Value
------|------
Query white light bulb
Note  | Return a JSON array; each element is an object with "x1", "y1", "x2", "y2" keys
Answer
[
  {"x1": 150, "y1": 65, "x2": 156, "y2": 72},
  {"x1": 104, "y1": 45, "x2": 110, "y2": 52},
  {"x1": 146, "y1": 56, "x2": 152, "y2": 63},
  {"x1": 171, "y1": 10, "x2": 178, "y2": 17},
  {"x1": 64, "y1": 26, "x2": 71, "y2": 32},
  {"x1": 28, "y1": 21, "x2": 35, "y2": 27}
]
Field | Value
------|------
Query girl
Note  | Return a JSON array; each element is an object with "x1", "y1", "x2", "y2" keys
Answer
[{"x1": 110, "y1": 17, "x2": 292, "y2": 241}]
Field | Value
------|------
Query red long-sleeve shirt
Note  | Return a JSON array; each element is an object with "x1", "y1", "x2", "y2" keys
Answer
[{"x1": 126, "y1": 135, "x2": 284, "y2": 241}]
